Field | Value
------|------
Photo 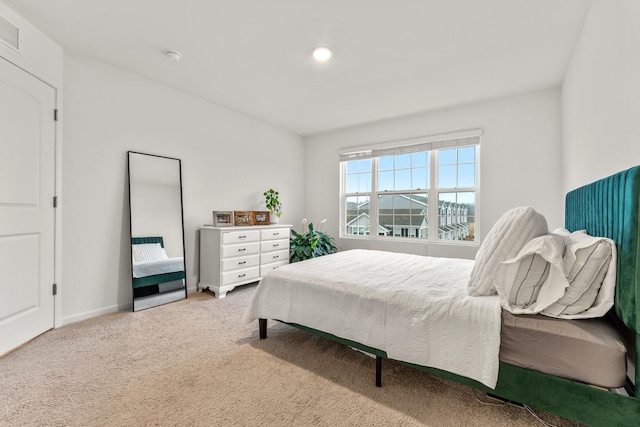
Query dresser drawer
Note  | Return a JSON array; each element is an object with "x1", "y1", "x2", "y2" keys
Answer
[
  {"x1": 221, "y1": 254, "x2": 259, "y2": 272},
  {"x1": 221, "y1": 241, "x2": 260, "y2": 258},
  {"x1": 261, "y1": 249, "x2": 289, "y2": 265},
  {"x1": 260, "y1": 238, "x2": 289, "y2": 253},
  {"x1": 261, "y1": 228, "x2": 289, "y2": 241},
  {"x1": 260, "y1": 260, "x2": 289, "y2": 276},
  {"x1": 222, "y1": 229, "x2": 260, "y2": 245},
  {"x1": 221, "y1": 266, "x2": 260, "y2": 286}
]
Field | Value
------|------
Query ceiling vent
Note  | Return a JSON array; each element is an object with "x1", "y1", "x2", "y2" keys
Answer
[{"x1": 0, "y1": 15, "x2": 20, "y2": 50}]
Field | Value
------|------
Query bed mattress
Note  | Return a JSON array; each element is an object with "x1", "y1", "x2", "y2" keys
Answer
[
  {"x1": 500, "y1": 310, "x2": 627, "y2": 388},
  {"x1": 132, "y1": 257, "x2": 184, "y2": 278}
]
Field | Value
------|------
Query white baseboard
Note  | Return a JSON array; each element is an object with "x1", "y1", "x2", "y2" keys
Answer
[
  {"x1": 62, "y1": 301, "x2": 132, "y2": 326},
  {"x1": 62, "y1": 288, "x2": 200, "y2": 326}
]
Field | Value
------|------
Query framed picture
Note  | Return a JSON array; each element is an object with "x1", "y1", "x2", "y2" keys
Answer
[
  {"x1": 254, "y1": 211, "x2": 270, "y2": 225},
  {"x1": 213, "y1": 211, "x2": 234, "y2": 227},
  {"x1": 234, "y1": 210, "x2": 255, "y2": 226}
]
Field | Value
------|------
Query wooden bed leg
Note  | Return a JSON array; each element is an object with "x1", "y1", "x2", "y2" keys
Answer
[
  {"x1": 376, "y1": 355, "x2": 382, "y2": 387},
  {"x1": 259, "y1": 318, "x2": 267, "y2": 339}
]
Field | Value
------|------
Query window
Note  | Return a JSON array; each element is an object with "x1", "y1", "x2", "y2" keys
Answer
[{"x1": 340, "y1": 131, "x2": 480, "y2": 242}]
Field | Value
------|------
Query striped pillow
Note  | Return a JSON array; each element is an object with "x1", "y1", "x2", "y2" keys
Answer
[
  {"x1": 505, "y1": 252, "x2": 550, "y2": 308},
  {"x1": 494, "y1": 234, "x2": 568, "y2": 314},
  {"x1": 542, "y1": 233, "x2": 615, "y2": 317}
]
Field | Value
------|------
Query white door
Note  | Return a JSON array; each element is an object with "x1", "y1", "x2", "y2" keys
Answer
[{"x1": 0, "y1": 57, "x2": 56, "y2": 356}]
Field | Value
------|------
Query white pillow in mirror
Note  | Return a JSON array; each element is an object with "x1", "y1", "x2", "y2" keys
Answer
[
  {"x1": 132, "y1": 243, "x2": 169, "y2": 263},
  {"x1": 468, "y1": 206, "x2": 547, "y2": 296}
]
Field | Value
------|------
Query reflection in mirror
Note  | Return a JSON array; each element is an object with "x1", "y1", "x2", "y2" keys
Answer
[{"x1": 128, "y1": 151, "x2": 187, "y2": 311}]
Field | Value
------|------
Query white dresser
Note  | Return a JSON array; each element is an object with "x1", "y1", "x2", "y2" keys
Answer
[{"x1": 198, "y1": 224, "x2": 291, "y2": 298}]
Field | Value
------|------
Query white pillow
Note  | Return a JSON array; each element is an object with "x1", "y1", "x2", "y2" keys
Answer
[
  {"x1": 550, "y1": 227, "x2": 586, "y2": 244},
  {"x1": 550, "y1": 227, "x2": 571, "y2": 237},
  {"x1": 542, "y1": 231, "x2": 616, "y2": 319},
  {"x1": 468, "y1": 206, "x2": 547, "y2": 296},
  {"x1": 132, "y1": 243, "x2": 168, "y2": 263},
  {"x1": 494, "y1": 234, "x2": 568, "y2": 314}
]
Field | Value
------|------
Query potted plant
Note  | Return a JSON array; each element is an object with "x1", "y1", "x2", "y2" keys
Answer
[
  {"x1": 290, "y1": 219, "x2": 338, "y2": 263},
  {"x1": 263, "y1": 189, "x2": 282, "y2": 224}
]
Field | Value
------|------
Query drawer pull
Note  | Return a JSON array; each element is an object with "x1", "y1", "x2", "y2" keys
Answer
[
  {"x1": 238, "y1": 248, "x2": 246, "y2": 252},
  {"x1": 272, "y1": 266, "x2": 279, "y2": 270},
  {"x1": 273, "y1": 255, "x2": 279, "y2": 259},
  {"x1": 239, "y1": 261, "x2": 246, "y2": 265},
  {"x1": 238, "y1": 235, "x2": 247, "y2": 239},
  {"x1": 273, "y1": 232, "x2": 280, "y2": 236},
  {"x1": 238, "y1": 273, "x2": 246, "y2": 278},
  {"x1": 273, "y1": 243, "x2": 279, "y2": 247}
]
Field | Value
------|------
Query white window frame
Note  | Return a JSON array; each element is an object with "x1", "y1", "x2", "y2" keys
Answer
[{"x1": 339, "y1": 129, "x2": 482, "y2": 245}]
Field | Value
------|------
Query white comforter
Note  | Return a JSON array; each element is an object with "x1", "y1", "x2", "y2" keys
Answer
[
  {"x1": 244, "y1": 249, "x2": 502, "y2": 388},
  {"x1": 132, "y1": 257, "x2": 184, "y2": 278}
]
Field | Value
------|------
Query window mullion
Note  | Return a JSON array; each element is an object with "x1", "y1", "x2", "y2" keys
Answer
[
  {"x1": 340, "y1": 161, "x2": 346, "y2": 237},
  {"x1": 370, "y1": 157, "x2": 379, "y2": 236},
  {"x1": 438, "y1": 187, "x2": 475, "y2": 192},
  {"x1": 428, "y1": 151, "x2": 437, "y2": 241}
]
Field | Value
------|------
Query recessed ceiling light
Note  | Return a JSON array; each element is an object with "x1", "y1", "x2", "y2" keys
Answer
[
  {"x1": 164, "y1": 50, "x2": 182, "y2": 62},
  {"x1": 312, "y1": 46, "x2": 332, "y2": 63}
]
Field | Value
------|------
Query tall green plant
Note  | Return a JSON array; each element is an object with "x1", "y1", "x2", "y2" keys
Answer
[{"x1": 290, "y1": 222, "x2": 338, "y2": 263}]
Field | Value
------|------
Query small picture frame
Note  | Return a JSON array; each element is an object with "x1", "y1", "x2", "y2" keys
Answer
[
  {"x1": 213, "y1": 211, "x2": 234, "y2": 227},
  {"x1": 254, "y1": 211, "x2": 270, "y2": 225},
  {"x1": 234, "y1": 211, "x2": 255, "y2": 226}
]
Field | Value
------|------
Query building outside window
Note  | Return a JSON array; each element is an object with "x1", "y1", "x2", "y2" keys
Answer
[{"x1": 341, "y1": 130, "x2": 480, "y2": 243}]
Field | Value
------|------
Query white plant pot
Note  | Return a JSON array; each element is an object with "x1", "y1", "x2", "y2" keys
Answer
[{"x1": 269, "y1": 212, "x2": 279, "y2": 224}]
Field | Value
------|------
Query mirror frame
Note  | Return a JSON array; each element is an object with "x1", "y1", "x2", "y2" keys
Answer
[{"x1": 127, "y1": 151, "x2": 187, "y2": 311}]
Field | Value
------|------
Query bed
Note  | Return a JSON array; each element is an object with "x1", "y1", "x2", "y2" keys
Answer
[
  {"x1": 131, "y1": 236, "x2": 185, "y2": 296},
  {"x1": 247, "y1": 166, "x2": 640, "y2": 426}
]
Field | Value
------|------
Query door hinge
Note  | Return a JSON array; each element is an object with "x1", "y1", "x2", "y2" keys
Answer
[
  {"x1": 52, "y1": 283, "x2": 57, "y2": 295},
  {"x1": 54, "y1": 109, "x2": 59, "y2": 121},
  {"x1": 53, "y1": 196, "x2": 58, "y2": 208}
]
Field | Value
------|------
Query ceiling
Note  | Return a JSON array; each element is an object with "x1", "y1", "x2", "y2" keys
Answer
[{"x1": 3, "y1": 0, "x2": 592, "y2": 136}]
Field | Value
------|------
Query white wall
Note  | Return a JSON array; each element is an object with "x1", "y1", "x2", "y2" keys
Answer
[
  {"x1": 62, "y1": 53, "x2": 304, "y2": 323},
  {"x1": 562, "y1": 0, "x2": 640, "y2": 192},
  {"x1": 305, "y1": 88, "x2": 563, "y2": 259}
]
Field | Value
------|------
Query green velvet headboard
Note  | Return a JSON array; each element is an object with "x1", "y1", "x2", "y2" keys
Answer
[
  {"x1": 131, "y1": 236, "x2": 164, "y2": 248},
  {"x1": 565, "y1": 166, "x2": 640, "y2": 335}
]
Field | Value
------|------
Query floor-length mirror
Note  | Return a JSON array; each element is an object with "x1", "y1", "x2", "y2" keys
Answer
[{"x1": 128, "y1": 151, "x2": 187, "y2": 311}]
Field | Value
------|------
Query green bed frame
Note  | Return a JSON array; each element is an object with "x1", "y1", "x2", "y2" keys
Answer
[
  {"x1": 131, "y1": 236, "x2": 186, "y2": 289},
  {"x1": 258, "y1": 166, "x2": 640, "y2": 426}
]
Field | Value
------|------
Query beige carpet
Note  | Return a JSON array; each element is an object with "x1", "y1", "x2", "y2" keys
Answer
[{"x1": 0, "y1": 285, "x2": 583, "y2": 427}]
